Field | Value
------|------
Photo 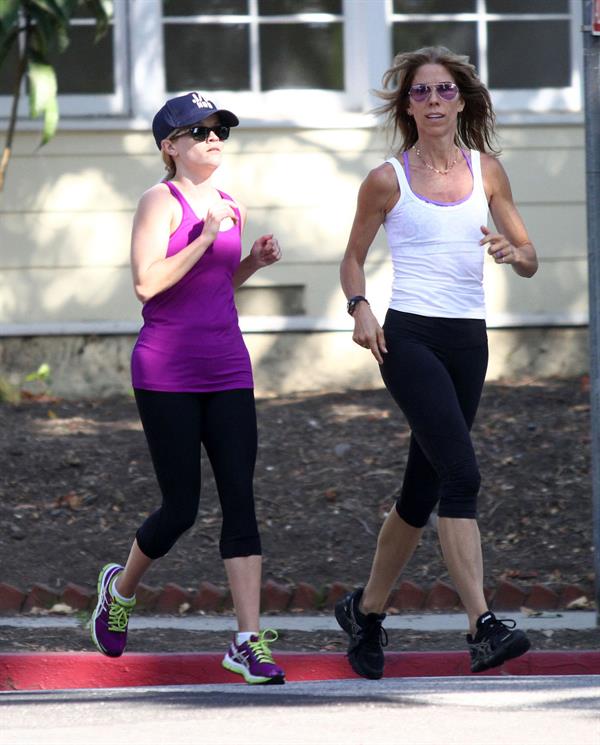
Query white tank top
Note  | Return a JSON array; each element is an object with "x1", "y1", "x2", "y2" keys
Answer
[{"x1": 383, "y1": 150, "x2": 489, "y2": 319}]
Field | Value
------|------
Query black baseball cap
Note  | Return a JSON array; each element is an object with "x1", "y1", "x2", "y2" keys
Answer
[{"x1": 152, "y1": 92, "x2": 239, "y2": 149}]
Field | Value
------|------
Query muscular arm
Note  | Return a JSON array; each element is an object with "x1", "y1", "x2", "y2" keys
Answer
[
  {"x1": 481, "y1": 155, "x2": 538, "y2": 279},
  {"x1": 340, "y1": 163, "x2": 398, "y2": 363}
]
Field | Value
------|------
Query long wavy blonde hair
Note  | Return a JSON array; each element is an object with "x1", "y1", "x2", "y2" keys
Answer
[{"x1": 374, "y1": 46, "x2": 500, "y2": 155}]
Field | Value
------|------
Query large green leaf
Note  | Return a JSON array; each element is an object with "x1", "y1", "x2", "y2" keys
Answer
[
  {"x1": 28, "y1": 57, "x2": 59, "y2": 144},
  {"x1": 84, "y1": 0, "x2": 112, "y2": 40},
  {"x1": 0, "y1": 0, "x2": 113, "y2": 173},
  {"x1": 40, "y1": 96, "x2": 59, "y2": 145},
  {"x1": 27, "y1": 0, "x2": 69, "y2": 22},
  {"x1": 0, "y1": 0, "x2": 20, "y2": 47},
  {"x1": 0, "y1": 0, "x2": 21, "y2": 26},
  {"x1": 27, "y1": 1, "x2": 70, "y2": 55},
  {"x1": 0, "y1": 25, "x2": 18, "y2": 69}
]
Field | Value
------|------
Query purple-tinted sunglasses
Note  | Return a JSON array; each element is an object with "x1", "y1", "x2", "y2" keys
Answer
[{"x1": 408, "y1": 82, "x2": 460, "y2": 102}]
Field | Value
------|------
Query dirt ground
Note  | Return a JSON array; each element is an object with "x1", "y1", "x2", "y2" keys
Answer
[
  {"x1": 2, "y1": 626, "x2": 599, "y2": 654},
  {"x1": 0, "y1": 375, "x2": 594, "y2": 599}
]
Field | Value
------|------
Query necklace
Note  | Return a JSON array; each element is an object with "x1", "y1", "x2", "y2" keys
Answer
[{"x1": 414, "y1": 144, "x2": 459, "y2": 175}]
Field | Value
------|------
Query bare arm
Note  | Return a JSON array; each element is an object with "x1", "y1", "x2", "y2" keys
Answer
[
  {"x1": 130, "y1": 184, "x2": 238, "y2": 303},
  {"x1": 232, "y1": 203, "x2": 282, "y2": 289},
  {"x1": 340, "y1": 164, "x2": 398, "y2": 364},
  {"x1": 481, "y1": 154, "x2": 538, "y2": 278}
]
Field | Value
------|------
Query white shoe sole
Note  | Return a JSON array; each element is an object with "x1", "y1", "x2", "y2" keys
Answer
[{"x1": 221, "y1": 655, "x2": 285, "y2": 685}]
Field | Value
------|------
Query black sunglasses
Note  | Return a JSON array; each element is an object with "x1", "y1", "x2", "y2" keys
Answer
[{"x1": 186, "y1": 124, "x2": 231, "y2": 142}]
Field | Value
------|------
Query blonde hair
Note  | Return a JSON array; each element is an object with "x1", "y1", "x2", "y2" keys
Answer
[
  {"x1": 159, "y1": 126, "x2": 190, "y2": 181},
  {"x1": 374, "y1": 46, "x2": 500, "y2": 155}
]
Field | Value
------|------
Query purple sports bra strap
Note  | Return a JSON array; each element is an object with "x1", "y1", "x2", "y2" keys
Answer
[
  {"x1": 402, "y1": 151, "x2": 411, "y2": 184},
  {"x1": 461, "y1": 149, "x2": 473, "y2": 176}
]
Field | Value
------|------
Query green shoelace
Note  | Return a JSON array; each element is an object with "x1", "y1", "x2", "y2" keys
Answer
[
  {"x1": 107, "y1": 595, "x2": 135, "y2": 633},
  {"x1": 247, "y1": 629, "x2": 279, "y2": 662}
]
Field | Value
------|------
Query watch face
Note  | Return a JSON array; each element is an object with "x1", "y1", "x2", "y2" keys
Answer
[{"x1": 348, "y1": 298, "x2": 360, "y2": 315}]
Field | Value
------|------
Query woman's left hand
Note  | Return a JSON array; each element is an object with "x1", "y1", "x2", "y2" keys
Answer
[
  {"x1": 250, "y1": 234, "x2": 282, "y2": 267},
  {"x1": 480, "y1": 225, "x2": 519, "y2": 265}
]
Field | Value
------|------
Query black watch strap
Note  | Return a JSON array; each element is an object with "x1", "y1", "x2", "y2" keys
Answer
[{"x1": 347, "y1": 295, "x2": 369, "y2": 316}]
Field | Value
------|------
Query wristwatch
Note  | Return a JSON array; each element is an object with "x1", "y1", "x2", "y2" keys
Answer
[{"x1": 347, "y1": 295, "x2": 369, "y2": 316}]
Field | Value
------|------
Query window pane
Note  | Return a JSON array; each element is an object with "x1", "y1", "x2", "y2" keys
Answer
[
  {"x1": 260, "y1": 23, "x2": 343, "y2": 90},
  {"x1": 50, "y1": 27, "x2": 114, "y2": 94},
  {"x1": 488, "y1": 21, "x2": 570, "y2": 88},
  {"x1": 164, "y1": 25, "x2": 249, "y2": 90},
  {"x1": 392, "y1": 22, "x2": 478, "y2": 69},
  {"x1": 0, "y1": 43, "x2": 19, "y2": 95},
  {"x1": 259, "y1": 0, "x2": 341, "y2": 13},
  {"x1": 393, "y1": 0, "x2": 475, "y2": 12},
  {"x1": 487, "y1": 0, "x2": 568, "y2": 13},
  {"x1": 163, "y1": 0, "x2": 247, "y2": 15},
  {"x1": 70, "y1": 6, "x2": 101, "y2": 19}
]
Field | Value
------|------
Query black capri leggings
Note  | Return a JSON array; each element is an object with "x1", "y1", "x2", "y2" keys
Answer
[
  {"x1": 133, "y1": 387, "x2": 261, "y2": 561},
  {"x1": 380, "y1": 309, "x2": 488, "y2": 528}
]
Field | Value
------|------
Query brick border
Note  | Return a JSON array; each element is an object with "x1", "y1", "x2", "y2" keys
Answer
[{"x1": 0, "y1": 580, "x2": 591, "y2": 615}]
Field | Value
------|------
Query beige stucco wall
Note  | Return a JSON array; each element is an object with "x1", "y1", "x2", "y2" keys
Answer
[
  {"x1": 0, "y1": 120, "x2": 588, "y2": 395},
  {"x1": 0, "y1": 122, "x2": 586, "y2": 324}
]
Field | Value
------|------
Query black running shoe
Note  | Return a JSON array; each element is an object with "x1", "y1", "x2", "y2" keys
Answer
[
  {"x1": 467, "y1": 611, "x2": 531, "y2": 673},
  {"x1": 335, "y1": 587, "x2": 388, "y2": 680}
]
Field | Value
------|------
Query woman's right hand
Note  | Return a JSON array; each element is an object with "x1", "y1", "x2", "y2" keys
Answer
[
  {"x1": 131, "y1": 186, "x2": 240, "y2": 303},
  {"x1": 352, "y1": 303, "x2": 388, "y2": 364},
  {"x1": 202, "y1": 199, "x2": 238, "y2": 242},
  {"x1": 340, "y1": 164, "x2": 397, "y2": 365}
]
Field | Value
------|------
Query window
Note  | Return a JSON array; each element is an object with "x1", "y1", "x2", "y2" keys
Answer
[
  {"x1": 0, "y1": 2, "x2": 127, "y2": 116},
  {"x1": 48, "y1": 5, "x2": 115, "y2": 95},
  {"x1": 0, "y1": 0, "x2": 583, "y2": 123},
  {"x1": 390, "y1": 0, "x2": 581, "y2": 112},
  {"x1": 162, "y1": 0, "x2": 343, "y2": 93}
]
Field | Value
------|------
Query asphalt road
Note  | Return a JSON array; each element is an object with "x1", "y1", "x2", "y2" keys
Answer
[{"x1": 1, "y1": 675, "x2": 598, "y2": 745}]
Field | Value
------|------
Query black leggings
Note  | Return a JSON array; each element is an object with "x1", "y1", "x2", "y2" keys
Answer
[
  {"x1": 133, "y1": 387, "x2": 261, "y2": 560},
  {"x1": 380, "y1": 310, "x2": 488, "y2": 528}
]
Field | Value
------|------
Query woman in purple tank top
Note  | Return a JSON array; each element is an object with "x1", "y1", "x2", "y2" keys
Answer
[{"x1": 90, "y1": 92, "x2": 285, "y2": 685}]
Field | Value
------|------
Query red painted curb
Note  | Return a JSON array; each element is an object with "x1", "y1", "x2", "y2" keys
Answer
[{"x1": 1, "y1": 651, "x2": 599, "y2": 691}]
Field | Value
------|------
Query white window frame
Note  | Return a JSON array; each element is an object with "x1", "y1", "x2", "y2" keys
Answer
[
  {"x1": 0, "y1": 0, "x2": 129, "y2": 118},
  {"x1": 0, "y1": 0, "x2": 584, "y2": 126},
  {"x1": 387, "y1": 0, "x2": 582, "y2": 113},
  {"x1": 132, "y1": 0, "x2": 360, "y2": 120}
]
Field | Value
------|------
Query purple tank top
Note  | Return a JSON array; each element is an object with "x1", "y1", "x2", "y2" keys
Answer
[{"x1": 131, "y1": 182, "x2": 253, "y2": 392}]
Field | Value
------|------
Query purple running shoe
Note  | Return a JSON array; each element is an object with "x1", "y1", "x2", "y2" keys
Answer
[
  {"x1": 222, "y1": 629, "x2": 286, "y2": 684},
  {"x1": 90, "y1": 563, "x2": 135, "y2": 658}
]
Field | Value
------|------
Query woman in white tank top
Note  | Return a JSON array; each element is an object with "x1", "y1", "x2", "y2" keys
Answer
[{"x1": 335, "y1": 46, "x2": 538, "y2": 680}]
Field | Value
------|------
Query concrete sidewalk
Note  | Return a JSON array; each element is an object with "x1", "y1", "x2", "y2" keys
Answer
[
  {"x1": 1, "y1": 612, "x2": 598, "y2": 690},
  {"x1": 0, "y1": 610, "x2": 596, "y2": 632}
]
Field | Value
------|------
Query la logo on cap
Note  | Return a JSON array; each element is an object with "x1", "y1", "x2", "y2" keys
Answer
[{"x1": 192, "y1": 93, "x2": 214, "y2": 110}]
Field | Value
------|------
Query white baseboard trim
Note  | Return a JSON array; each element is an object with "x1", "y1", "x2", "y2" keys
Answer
[{"x1": 0, "y1": 313, "x2": 589, "y2": 338}]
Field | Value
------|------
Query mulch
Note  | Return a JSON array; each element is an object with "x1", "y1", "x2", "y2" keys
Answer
[
  {"x1": 2, "y1": 626, "x2": 599, "y2": 654},
  {"x1": 0, "y1": 375, "x2": 595, "y2": 600}
]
